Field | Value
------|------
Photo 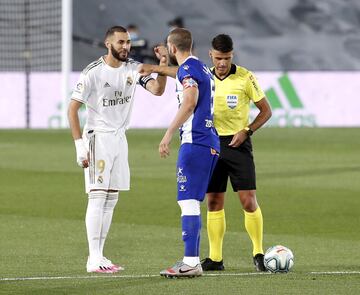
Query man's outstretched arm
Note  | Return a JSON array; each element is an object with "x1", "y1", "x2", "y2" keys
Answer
[{"x1": 138, "y1": 63, "x2": 178, "y2": 79}]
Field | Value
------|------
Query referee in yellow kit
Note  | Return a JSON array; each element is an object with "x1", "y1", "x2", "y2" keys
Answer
[{"x1": 201, "y1": 34, "x2": 272, "y2": 272}]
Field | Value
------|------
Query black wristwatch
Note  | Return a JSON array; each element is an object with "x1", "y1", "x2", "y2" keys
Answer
[{"x1": 244, "y1": 126, "x2": 254, "y2": 136}]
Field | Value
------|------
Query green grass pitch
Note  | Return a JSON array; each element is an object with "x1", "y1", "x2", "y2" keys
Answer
[{"x1": 0, "y1": 128, "x2": 359, "y2": 294}]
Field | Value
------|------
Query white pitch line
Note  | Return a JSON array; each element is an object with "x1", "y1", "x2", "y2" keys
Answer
[
  {"x1": 0, "y1": 272, "x2": 268, "y2": 282},
  {"x1": 204, "y1": 272, "x2": 270, "y2": 277},
  {"x1": 310, "y1": 271, "x2": 360, "y2": 275},
  {"x1": 0, "y1": 274, "x2": 159, "y2": 281},
  {"x1": 0, "y1": 271, "x2": 359, "y2": 282}
]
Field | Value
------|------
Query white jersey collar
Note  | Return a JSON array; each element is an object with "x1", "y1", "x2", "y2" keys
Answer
[{"x1": 101, "y1": 56, "x2": 126, "y2": 70}]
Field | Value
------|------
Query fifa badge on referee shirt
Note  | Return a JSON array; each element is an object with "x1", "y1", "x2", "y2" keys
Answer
[{"x1": 226, "y1": 95, "x2": 238, "y2": 109}]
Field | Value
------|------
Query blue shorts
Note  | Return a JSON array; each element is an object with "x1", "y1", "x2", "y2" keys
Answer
[{"x1": 177, "y1": 143, "x2": 219, "y2": 201}]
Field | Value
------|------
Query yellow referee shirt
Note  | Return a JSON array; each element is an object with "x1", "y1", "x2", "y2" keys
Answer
[{"x1": 212, "y1": 64, "x2": 265, "y2": 136}]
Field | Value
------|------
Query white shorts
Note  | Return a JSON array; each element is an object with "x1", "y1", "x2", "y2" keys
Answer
[{"x1": 83, "y1": 130, "x2": 130, "y2": 193}]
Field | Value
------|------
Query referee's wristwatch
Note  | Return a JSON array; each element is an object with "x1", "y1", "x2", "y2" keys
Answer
[{"x1": 244, "y1": 126, "x2": 254, "y2": 136}]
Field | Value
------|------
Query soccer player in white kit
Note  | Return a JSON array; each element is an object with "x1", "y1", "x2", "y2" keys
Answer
[{"x1": 68, "y1": 26, "x2": 167, "y2": 273}]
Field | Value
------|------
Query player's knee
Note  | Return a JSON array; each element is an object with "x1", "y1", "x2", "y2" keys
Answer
[
  {"x1": 207, "y1": 198, "x2": 223, "y2": 211},
  {"x1": 239, "y1": 190, "x2": 258, "y2": 212},
  {"x1": 206, "y1": 193, "x2": 225, "y2": 211},
  {"x1": 177, "y1": 199, "x2": 200, "y2": 216},
  {"x1": 208, "y1": 199, "x2": 218, "y2": 211}
]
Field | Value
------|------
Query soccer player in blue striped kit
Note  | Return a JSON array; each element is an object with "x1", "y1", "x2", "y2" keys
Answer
[{"x1": 138, "y1": 28, "x2": 219, "y2": 278}]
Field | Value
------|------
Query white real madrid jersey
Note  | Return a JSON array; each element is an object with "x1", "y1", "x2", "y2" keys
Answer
[{"x1": 72, "y1": 56, "x2": 153, "y2": 133}]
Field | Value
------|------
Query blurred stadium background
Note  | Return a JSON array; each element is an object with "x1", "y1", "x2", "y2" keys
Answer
[{"x1": 1, "y1": 0, "x2": 360, "y2": 128}]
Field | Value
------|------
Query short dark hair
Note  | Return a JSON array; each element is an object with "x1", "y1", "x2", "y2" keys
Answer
[
  {"x1": 168, "y1": 17, "x2": 184, "y2": 28},
  {"x1": 212, "y1": 34, "x2": 233, "y2": 53},
  {"x1": 105, "y1": 26, "x2": 127, "y2": 40},
  {"x1": 127, "y1": 24, "x2": 138, "y2": 30},
  {"x1": 168, "y1": 28, "x2": 192, "y2": 52}
]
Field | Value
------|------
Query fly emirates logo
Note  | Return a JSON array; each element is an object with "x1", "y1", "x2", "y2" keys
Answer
[{"x1": 103, "y1": 91, "x2": 131, "y2": 107}]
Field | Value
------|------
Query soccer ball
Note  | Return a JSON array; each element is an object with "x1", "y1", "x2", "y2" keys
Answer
[{"x1": 264, "y1": 245, "x2": 294, "y2": 273}]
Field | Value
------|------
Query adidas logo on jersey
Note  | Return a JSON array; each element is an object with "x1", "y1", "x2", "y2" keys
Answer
[{"x1": 104, "y1": 82, "x2": 111, "y2": 88}]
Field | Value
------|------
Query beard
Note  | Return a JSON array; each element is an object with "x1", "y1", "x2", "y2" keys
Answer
[
  {"x1": 111, "y1": 44, "x2": 128, "y2": 62},
  {"x1": 168, "y1": 52, "x2": 178, "y2": 66}
]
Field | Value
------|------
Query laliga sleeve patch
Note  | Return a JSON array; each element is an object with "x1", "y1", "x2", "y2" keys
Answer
[
  {"x1": 74, "y1": 82, "x2": 84, "y2": 94},
  {"x1": 182, "y1": 77, "x2": 198, "y2": 89}
]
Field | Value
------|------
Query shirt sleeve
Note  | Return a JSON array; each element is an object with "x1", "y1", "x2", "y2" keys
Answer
[
  {"x1": 72, "y1": 72, "x2": 92, "y2": 103},
  {"x1": 245, "y1": 71, "x2": 265, "y2": 103},
  {"x1": 178, "y1": 65, "x2": 198, "y2": 89}
]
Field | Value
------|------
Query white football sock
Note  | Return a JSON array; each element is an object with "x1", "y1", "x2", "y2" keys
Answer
[
  {"x1": 86, "y1": 191, "x2": 106, "y2": 264},
  {"x1": 183, "y1": 256, "x2": 200, "y2": 267},
  {"x1": 177, "y1": 199, "x2": 201, "y2": 216},
  {"x1": 99, "y1": 192, "x2": 119, "y2": 257}
]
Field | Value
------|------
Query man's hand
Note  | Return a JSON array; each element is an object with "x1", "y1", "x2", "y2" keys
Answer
[
  {"x1": 228, "y1": 130, "x2": 248, "y2": 147},
  {"x1": 159, "y1": 131, "x2": 173, "y2": 158},
  {"x1": 154, "y1": 45, "x2": 168, "y2": 64},
  {"x1": 137, "y1": 63, "x2": 155, "y2": 77},
  {"x1": 74, "y1": 138, "x2": 89, "y2": 168},
  {"x1": 137, "y1": 45, "x2": 168, "y2": 76}
]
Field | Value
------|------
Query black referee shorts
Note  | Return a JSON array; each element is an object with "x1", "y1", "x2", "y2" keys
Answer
[{"x1": 207, "y1": 135, "x2": 256, "y2": 192}]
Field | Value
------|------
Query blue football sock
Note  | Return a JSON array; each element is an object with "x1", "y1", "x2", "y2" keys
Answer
[
  {"x1": 196, "y1": 224, "x2": 201, "y2": 256},
  {"x1": 182, "y1": 215, "x2": 201, "y2": 257}
]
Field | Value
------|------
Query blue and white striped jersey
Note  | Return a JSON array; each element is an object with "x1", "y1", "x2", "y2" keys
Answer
[{"x1": 175, "y1": 56, "x2": 219, "y2": 152}]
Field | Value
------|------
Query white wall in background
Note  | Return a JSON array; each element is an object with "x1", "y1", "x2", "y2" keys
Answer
[{"x1": 0, "y1": 72, "x2": 359, "y2": 128}]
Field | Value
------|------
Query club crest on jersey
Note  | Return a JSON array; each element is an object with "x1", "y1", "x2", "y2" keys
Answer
[
  {"x1": 126, "y1": 76, "x2": 133, "y2": 86},
  {"x1": 97, "y1": 176, "x2": 103, "y2": 184},
  {"x1": 226, "y1": 95, "x2": 238, "y2": 109}
]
